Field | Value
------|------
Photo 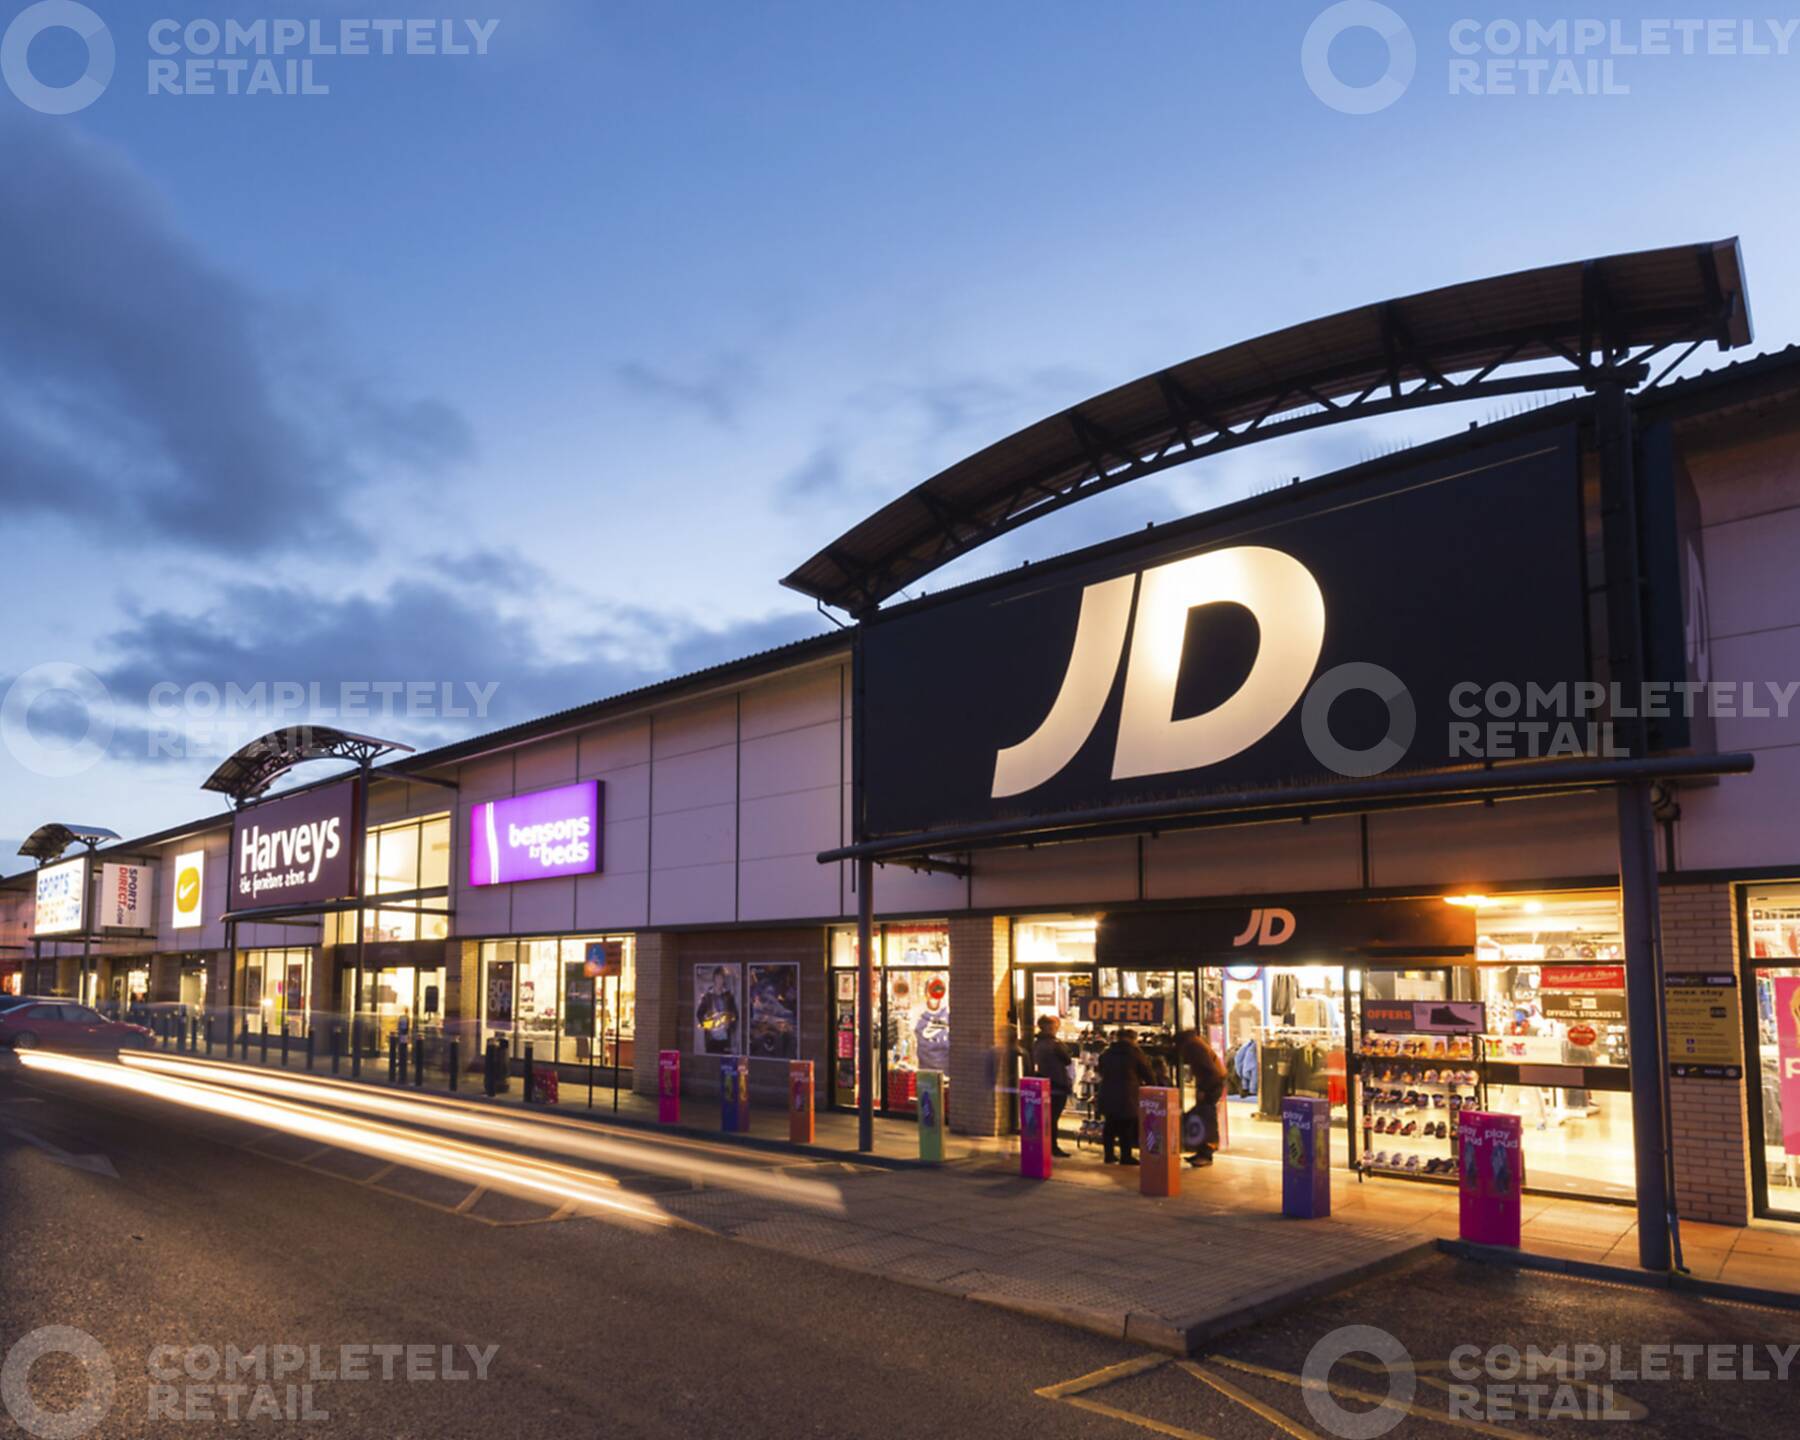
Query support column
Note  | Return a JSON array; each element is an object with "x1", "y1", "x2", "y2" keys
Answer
[
  {"x1": 856, "y1": 857, "x2": 874, "y2": 1152},
  {"x1": 1661, "y1": 883, "x2": 1752, "y2": 1225},
  {"x1": 947, "y1": 915, "x2": 1013, "y2": 1138},
  {"x1": 630, "y1": 931, "x2": 681, "y2": 1097}
]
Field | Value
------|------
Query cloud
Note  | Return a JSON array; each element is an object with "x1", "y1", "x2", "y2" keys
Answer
[
  {"x1": 614, "y1": 353, "x2": 757, "y2": 428},
  {"x1": 68, "y1": 562, "x2": 831, "y2": 775},
  {"x1": 0, "y1": 115, "x2": 471, "y2": 555}
]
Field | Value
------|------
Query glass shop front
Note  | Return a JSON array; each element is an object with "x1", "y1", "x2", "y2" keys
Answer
[
  {"x1": 1744, "y1": 883, "x2": 1800, "y2": 1222},
  {"x1": 827, "y1": 923, "x2": 950, "y2": 1115}
]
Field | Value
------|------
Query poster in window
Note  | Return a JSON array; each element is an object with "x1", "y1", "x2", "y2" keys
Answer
[
  {"x1": 748, "y1": 962, "x2": 799, "y2": 1059},
  {"x1": 285, "y1": 961, "x2": 306, "y2": 1015},
  {"x1": 694, "y1": 964, "x2": 742, "y2": 1055},
  {"x1": 835, "y1": 970, "x2": 855, "y2": 1004},
  {"x1": 487, "y1": 961, "x2": 515, "y2": 1025},
  {"x1": 565, "y1": 966, "x2": 596, "y2": 1037}
]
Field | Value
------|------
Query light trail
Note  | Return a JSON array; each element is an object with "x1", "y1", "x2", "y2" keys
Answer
[
  {"x1": 16, "y1": 1049, "x2": 690, "y2": 1229},
  {"x1": 117, "y1": 1051, "x2": 847, "y2": 1213}
]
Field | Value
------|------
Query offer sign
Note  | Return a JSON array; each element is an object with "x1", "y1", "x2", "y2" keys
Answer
[
  {"x1": 1458, "y1": 1110, "x2": 1523, "y2": 1247},
  {"x1": 1664, "y1": 973, "x2": 1743, "y2": 1079},
  {"x1": 1773, "y1": 978, "x2": 1800, "y2": 1156}
]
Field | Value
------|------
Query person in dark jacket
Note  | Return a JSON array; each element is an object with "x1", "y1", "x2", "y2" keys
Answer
[
  {"x1": 1177, "y1": 1028, "x2": 1227, "y2": 1167},
  {"x1": 1096, "y1": 1029, "x2": 1154, "y2": 1165},
  {"x1": 1031, "y1": 1015, "x2": 1075, "y2": 1157}
]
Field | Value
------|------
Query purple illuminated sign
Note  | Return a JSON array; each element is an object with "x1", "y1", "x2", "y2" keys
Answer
[{"x1": 468, "y1": 780, "x2": 602, "y2": 887}]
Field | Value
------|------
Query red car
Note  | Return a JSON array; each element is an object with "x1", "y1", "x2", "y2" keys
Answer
[{"x1": 0, "y1": 998, "x2": 152, "y2": 1052}]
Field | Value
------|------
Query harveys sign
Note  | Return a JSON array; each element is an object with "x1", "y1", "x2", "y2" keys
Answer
[{"x1": 231, "y1": 779, "x2": 359, "y2": 908}]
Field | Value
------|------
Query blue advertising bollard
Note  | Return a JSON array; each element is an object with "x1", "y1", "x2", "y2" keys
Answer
[
  {"x1": 720, "y1": 1055, "x2": 751, "y2": 1133},
  {"x1": 1282, "y1": 1096, "x2": 1332, "y2": 1219}
]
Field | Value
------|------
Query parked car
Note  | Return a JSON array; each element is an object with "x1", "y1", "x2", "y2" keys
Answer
[{"x1": 0, "y1": 999, "x2": 152, "y2": 1052}]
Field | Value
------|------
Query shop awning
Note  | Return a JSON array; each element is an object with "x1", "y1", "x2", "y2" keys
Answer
[
  {"x1": 783, "y1": 239, "x2": 1751, "y2": 613},
  {"x1": 817, "y1": 751, "x2": 1756, "y2": 866}
]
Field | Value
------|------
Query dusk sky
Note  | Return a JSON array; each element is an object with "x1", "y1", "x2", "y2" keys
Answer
[{"x1": 3, "y1": 0, "x2": 1797, "y2": 861}]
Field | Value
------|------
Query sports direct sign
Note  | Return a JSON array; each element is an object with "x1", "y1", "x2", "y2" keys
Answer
[
  {"x1": 469, "y1": 781, "x2": 602, "y2": 887},
  {"x1": 232, "y1": 779, "x2": 359, "y2": 907}
]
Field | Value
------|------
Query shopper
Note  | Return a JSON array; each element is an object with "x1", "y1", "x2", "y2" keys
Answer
[
  {"x1": 1177, "y1": 1028, "x2": 1227, "y2": 1168},
  {"x1": 1097, "y1": 1028, "x2": 1154, "y2": 1166},
  {"x1": 1031, "y1": 1015, "x2": 1075, "y2": 1158}
]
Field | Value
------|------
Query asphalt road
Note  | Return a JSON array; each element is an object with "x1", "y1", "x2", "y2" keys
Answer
[{"x1": 2, "y1": 1055, "x2": 1796, "y2": 1440}]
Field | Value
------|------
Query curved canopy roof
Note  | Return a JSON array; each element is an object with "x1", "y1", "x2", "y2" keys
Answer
[
  {"x1": 783, "y1": 239, "x2": 1751, "y2": 613},
  {"x1": 201, "y1": 726, "x2": 414, "y2": 804},
  {"x1": 18, "y1": 823, "x2": 120, "y2": 862}
]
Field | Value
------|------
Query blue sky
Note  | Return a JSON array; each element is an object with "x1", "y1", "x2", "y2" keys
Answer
[{"x1": 2, "y1": 0, "x2": 1797, "y2": 859}]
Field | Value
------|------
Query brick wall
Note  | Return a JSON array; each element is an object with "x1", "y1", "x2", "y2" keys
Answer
[
  {"x1": 946, "y1": 915, "x2": 1013, "y2": 1137},
  {"x1": 1660, "y1": 882, "x2": 1752, "y2": 1226},
  {"x1": 630, "y1": 930, "x2": 680, "y2": 1097},
  {"x1": 674, "y1": 928, "x2": 828, "y2": 1104}
]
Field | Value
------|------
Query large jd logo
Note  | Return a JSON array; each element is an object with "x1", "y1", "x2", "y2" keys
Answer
[
  {"x1": 992, "y1": 546, "x2": 1327, "y2": 797},
  {"x1": 1232, "y1": 907, "x2": 1296, "y2": 948}
]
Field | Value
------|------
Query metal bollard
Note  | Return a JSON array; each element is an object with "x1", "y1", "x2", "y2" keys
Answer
[
  {"x1": 482, "y1": 1039, "x2": 498, "y2": 1097},
  {"x1": 351, "y1": 1019, "x2": 362, "y2": 1079},
  {"x1": 305, "y1": 1027, "x2": 315, "y2": 1072},
  {"x1": 259, "y1": 1021, "x2": 269, "y2": 1065},
  {"x1": 226, "y1": 1016, "x2": 234, "y2": 1059},
  {"x1": 412, "y1": 1037, "x2": 424, "y2": 1087},
  {"x1": 205, "y1": 1015, "x2": 215, "y2": 1056},
  {"x1": 280, "y1": 1025, "x2": 291, "y2": 1067},
  {"x1": 331, "y1": 1024, "x2": 342, "y2": 1075},
  {"x1": 448, "y1": 1038, "x2": 459, "y2": 1092},
  {"x1": 523, "y1": 1044, "x2": 535, "y2": 1105},
  {"x1": 386, "y1": 1034, "x2": 397, "y2": 1083}
]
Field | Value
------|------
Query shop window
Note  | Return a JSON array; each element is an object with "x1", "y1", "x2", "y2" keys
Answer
[
  {"x1": 479, "y1": 935, "x2": 636, "y2": 1071},
  {"x1": 1746, "y1": 884, "x2": 1800, "y2": 1220},
  {"x1": 827, "y1": 922, "x2": 951, "y2": 1112},
  {"x1": 1469, "y1": 889, "x2": 1635, "y2": 1200},
  {"x1": 242, "y1": 947, "x2": 313, "y2": 1033},
  {"x1": 332, "y1": 812, "x2": 452, "y2": 945}
]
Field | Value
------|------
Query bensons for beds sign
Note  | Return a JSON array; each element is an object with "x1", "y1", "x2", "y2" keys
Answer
[
  {"x1": 232, "y1": 778, "x2": 360, "y2": 908},
  {"x1": 468, "y1": 780, "x2": 603, "y2": 887}
]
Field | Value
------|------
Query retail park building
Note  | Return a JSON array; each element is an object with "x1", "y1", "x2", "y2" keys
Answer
[{"x1": 5, "y1": 244, "x2": 1800, "y2": 1240}]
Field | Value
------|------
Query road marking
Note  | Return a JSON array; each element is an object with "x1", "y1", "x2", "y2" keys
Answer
[
  {"x1": 1034, "y1": 1353, "x2": 1168, "y2": 1400},
  {"x1": 1180, "y1": 1361, "x2": 1321, "y2": 1440},
  {"x1": 1210, "y1": 1355, "x2": 1536, "y2": 1439},
  {"x1": 0, "y1": 1120, "x2": 118, "y2": 1178},
  {"x1": 1036, "y1": 1356, "x2": 1224, "y2": 1439}
]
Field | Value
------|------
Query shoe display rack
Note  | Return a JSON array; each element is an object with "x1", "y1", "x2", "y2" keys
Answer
[{"x1": 1355, "y1": 1030, "x2": 1487, "y2": 1181}]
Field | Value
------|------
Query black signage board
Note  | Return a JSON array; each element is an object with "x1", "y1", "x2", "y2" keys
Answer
[
  {"x1": 231, "y1": 779, "x2": 360, "y2": 910},
  {"x1": 1077, "y1": 996, "x2": 1167, "y2": 1027},
  {"x1": 1098, "y1": 898, "x2": 1473, "y2": 967},
  {"x1": 859, "y1": 427, "x2": 1587, "y2": 838}
]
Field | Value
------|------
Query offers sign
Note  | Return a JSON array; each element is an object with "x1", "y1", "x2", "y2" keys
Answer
[
  {"x1": 468, "y1": 780, "x2": 602, "y2": 887},
  {"x1": 232, "y1": 780, "x2": 359, "y2": 908},
  {"x1": 100, "y1": 862, "x2": 150, "y2": 929}
]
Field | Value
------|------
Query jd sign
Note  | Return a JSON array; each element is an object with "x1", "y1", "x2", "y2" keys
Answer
[{"x1": 992, "y1": 546, "x2": 1327, "y2": 797}]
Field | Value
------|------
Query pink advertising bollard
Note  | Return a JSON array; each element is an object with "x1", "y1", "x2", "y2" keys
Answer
[
  {"x1": 1458, "y1": 1110, "x2": 1523, "y2": 1247},
  {"x1": 657, "y1": 1050, "x2": 680, "y2": 1124},
  {"x1": 789, "y1": 1059, "x2": 814, "y2": 1144},
  {"x1": 1019, "y1": 1076, "x2": 1052, "y2": 1179}
]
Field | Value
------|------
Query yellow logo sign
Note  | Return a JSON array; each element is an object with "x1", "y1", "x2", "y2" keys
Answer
[
  {"x1": 176, "y1": 868, "x2": 199, "y2": 912},
  {"x1": 172, "y1": 848, "x2": 204, "y2": 927}
]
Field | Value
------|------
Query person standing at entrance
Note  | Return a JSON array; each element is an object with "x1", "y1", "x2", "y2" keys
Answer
[
  {"x1": 1031, "y1": 1015, "x2": 1075, "y2": 1157},
  {"x1": 1097, "y1": 1028, "x2": 1153, "y2": 1166},
  {"x1": 1177, "y1": 1028, "x2": 1226, "y2": 1168}
]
